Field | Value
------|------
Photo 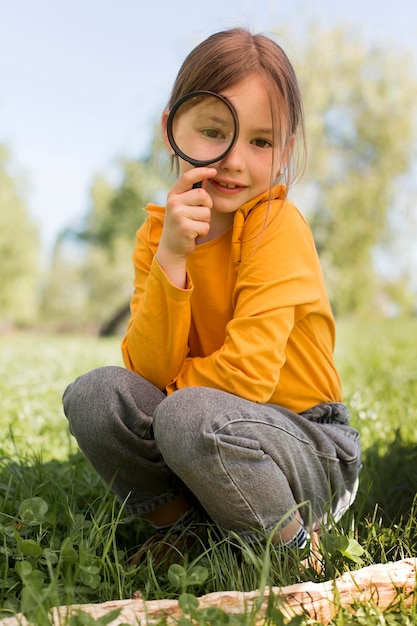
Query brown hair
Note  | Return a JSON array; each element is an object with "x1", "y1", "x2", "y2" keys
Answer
[{"x1": 167, "y1": 27, "x2": 306, "y2": 189}]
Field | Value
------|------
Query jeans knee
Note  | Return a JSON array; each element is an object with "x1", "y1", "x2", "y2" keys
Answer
[
  {"x1": 153, "y1": 387, "x2": 218, "y2": 477},
  {"x1": 62, "y1": 366, "x2": 125, "y2": 439},
  {"x1": 63, "y1": 365, "x2": 122, "y2": 410}
]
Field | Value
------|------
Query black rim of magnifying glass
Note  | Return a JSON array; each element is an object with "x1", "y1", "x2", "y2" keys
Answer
[{"x1": 166, "y1": 90, "x2": 239, "y2": 167}]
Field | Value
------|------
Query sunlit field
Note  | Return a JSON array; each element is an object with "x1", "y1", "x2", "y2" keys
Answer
[{"x1": 1, "y1": 318, "x2": 417, "y2": 624}]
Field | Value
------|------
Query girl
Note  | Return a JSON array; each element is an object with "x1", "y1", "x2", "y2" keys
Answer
[{"x1": 63, "y1": 27, "x2": 361, "y2": 566}]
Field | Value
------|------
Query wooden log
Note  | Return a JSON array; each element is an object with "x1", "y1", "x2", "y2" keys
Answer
[{"x1": 1, "y1": 558, "x2": 416, "y2": 625}]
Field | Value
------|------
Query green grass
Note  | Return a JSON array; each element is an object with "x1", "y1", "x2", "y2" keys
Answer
[{"x1": 1, "y1": 319, "x2": 417, "y2": 624}]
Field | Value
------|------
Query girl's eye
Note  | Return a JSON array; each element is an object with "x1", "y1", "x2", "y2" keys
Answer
[
  {"x1": 202, "y1": 128, "x2": 225, "y2": 139},
  {"x1": 252, "y1": 138, "x2": 273, "y2": 149}
]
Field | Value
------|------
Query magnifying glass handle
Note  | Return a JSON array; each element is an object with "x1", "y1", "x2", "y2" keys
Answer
[{"x1": 192, "y1": 181, "x2": 202, "y2": 189}]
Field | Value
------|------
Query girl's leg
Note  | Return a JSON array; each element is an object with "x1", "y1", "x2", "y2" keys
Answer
[
  {"x1": 62, "y1": 366, "x2": 186, "y2": 517},
  {"x1": 153, "y1": 387, "x2": 361, "y2": 542}
]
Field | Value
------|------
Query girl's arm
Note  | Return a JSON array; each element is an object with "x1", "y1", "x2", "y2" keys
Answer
[
  {"x1": 122, "y1": 166, "x2": 217, "y2": 386},
  {"x1": 121, "y1": 213, "x2": 194, "y2": 389}
]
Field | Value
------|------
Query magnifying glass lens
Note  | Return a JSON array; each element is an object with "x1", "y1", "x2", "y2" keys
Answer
[{"x1": 167, "y1": 92, "x2": 238, "y2": 167}]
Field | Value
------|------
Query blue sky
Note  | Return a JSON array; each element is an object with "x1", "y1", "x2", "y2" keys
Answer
[{"x1": 1, "y1": 0, "x2": 416, "y2": 255}]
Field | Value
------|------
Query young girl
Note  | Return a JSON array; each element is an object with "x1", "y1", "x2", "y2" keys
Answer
[{"x1": 63, "y1": 27, "x2": 361, "y2": 565}]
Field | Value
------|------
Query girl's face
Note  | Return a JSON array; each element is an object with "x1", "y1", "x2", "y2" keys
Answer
[{"x1": 168, "y1": 75, "x2": 288, "y2": 217}]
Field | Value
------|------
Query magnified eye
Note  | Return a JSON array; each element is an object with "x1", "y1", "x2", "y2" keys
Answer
[
  {"x1": 167, "y1": 91, "x2": 239, "y2": 166},
  {"x1": 202, "y1": 127, "x2": 226, "y2": 139}
]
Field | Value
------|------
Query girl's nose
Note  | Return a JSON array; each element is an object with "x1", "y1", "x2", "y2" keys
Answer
[{"x1": 220, "y1": 140, "x2": 245, "y2": 171}]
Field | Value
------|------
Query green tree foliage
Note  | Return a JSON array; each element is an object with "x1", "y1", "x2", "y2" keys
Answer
[
  {"x1": 0, "y1": 146, "x2": 40, "y2": 326},
  {"x1": 40, "y1": 232, "x2": 136, "y2": 333},
  {"x1": 294, "y1": 26, "x2": 417, "y2": 315},
  {"x1": 80, "y1": 161, "x2": 148, "y2": 250},
  {"x1": 79, "y1": 131, "x2": 169, "y2": 250},
  {"x1": 38, "y1": 234, "x2": 91, "y2": 332},
  {"x1": 41, "y1": 146, "x2": 170, "y2": 332}
]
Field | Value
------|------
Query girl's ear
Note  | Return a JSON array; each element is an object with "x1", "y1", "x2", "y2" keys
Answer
[{"x1": 161, "y1": 110, "x2": 173, "y2": 153}]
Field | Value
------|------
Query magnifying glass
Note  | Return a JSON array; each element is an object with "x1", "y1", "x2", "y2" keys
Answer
[{"x1": 166, "y1": 91, "x2": 239, "y2": 188}]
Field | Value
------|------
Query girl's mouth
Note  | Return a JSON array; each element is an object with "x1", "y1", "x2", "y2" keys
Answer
[
  {"x1": 218, "y1": 182, "x2": 239, "y2": 189},
  {"x1": 211, "y1": 179, "x2": 245, "y2": 192}
]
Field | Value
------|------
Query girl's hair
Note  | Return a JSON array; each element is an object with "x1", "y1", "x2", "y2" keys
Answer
[{"x1": 167, "y1": 27, "x2": 306, "y2": 189}]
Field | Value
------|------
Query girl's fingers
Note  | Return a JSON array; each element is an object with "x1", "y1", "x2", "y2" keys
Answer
[
  {"x1": 184, "y1": 205, "x2": 211, "y2": 223},
  {"x1": 160, "y1": 167, "x2": 217, "y2": 256},
  {"x1": 173, "y1": 167, "x2": 217, "y2": 194}
]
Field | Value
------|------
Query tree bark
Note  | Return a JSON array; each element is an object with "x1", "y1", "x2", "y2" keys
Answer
[{"x1": 99, "y1": 301, "x2": 130, "y2": 337}]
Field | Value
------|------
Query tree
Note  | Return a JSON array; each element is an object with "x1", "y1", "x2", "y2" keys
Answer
[
  {"x1": 82, "y1": 152, "x2": 170, "y2": 332},
  {"x1": 78, "y1": 130, "x2": 169, "y2": 250},
  {"x1": 41, "y1": 141, "x2": 170, "y2": 333},
  {"x1": 291, "y1": 25, "x2": 417, "y2": 315},
  {"x1": 0, "y1": 145, "x2": 40, "y2": 326}
]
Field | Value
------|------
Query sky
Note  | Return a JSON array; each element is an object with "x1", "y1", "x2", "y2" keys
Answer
[{"x1": 1, "y1": 0, "x2": 416, "y2": 257}]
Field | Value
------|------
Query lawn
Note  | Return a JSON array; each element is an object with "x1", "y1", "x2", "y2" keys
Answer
[{"x1": 1, "y1": 318, "x2": 417, "y2": 624}]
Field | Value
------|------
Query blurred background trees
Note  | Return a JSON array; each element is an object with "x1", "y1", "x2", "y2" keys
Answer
[
  {"x1": 38, "y1": 140, "x2": 169, "y2": 333},
  {"x1": 0, "y1": 146, "x2": 40, "y2": 328},
  {"x1": 295, "y1": 26, "x2": 417, "y2": 316},
  {"x1": 1, "y1": 23, "x2": 416, "y2": 333}
]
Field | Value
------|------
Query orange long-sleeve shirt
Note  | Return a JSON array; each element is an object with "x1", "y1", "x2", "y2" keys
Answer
[{"x1": 121, "y1": 185, "x2": 342, "y2": 413}]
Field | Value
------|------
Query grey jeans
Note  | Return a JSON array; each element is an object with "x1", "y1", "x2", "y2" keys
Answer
[{"x1": 62, "y1": 366, "x2": 361, "y2": 540}]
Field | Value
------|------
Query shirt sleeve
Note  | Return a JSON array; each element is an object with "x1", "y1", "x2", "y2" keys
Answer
[
  {"x1": 166, "y1": 200, "x2": 327, "y2": 403},
  {"x1": 121, "y1": 215, "x2": 195, "y2": 390}
]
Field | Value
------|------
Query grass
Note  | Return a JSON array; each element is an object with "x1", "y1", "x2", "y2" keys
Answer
[{"x1": 1, "y1": 318, "x2": 417, "y2": 624}]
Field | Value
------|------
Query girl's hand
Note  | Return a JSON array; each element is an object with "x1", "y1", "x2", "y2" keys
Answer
[
  {"x1": 161, "y1": 167, "x2": 217, "y2": 257},
  {"x1": 155, "y1": 167, "x2": 217, "y2": 287}
]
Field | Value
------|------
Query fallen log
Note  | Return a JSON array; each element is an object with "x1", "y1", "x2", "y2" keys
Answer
[{"x1": 1, "y1": 558, "x2": 416, "y2": 625}]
